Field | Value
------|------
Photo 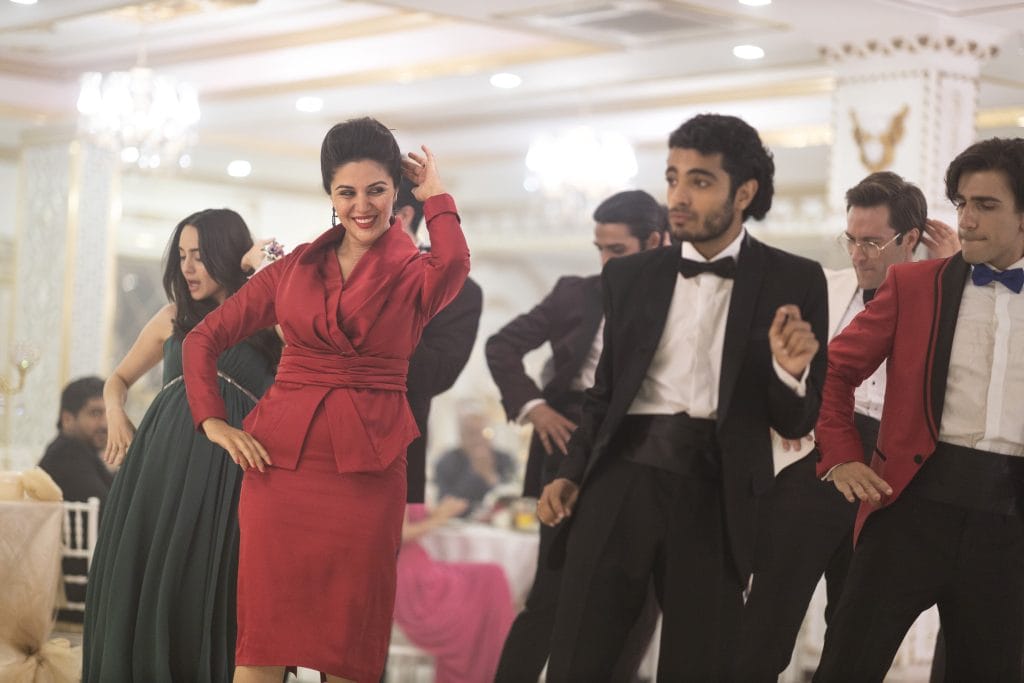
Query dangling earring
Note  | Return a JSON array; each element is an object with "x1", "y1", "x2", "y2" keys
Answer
[{"x1": 332, "y1": 207, "x2": 338, "y2": 227}]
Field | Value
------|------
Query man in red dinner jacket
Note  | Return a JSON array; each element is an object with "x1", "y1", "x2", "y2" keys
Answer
[{"x1": 814, "y1": 137, "x2": 1024, "y2": 681}]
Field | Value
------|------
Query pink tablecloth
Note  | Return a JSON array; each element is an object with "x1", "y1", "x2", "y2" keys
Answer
[{"x1": 418, "y1": 521, "x2": 539, "y2": 605}]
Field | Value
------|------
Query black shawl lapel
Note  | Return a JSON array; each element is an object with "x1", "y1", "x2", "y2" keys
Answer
[
  {"x1": 631, "y1": 247, "x2": 682, "y2": 377},
  {"x1": 717, "y1": 234, "x2": 766, "y2": 424},
  {"x1": 925, "y1": 253, "x2": 970, "y2": 439}
]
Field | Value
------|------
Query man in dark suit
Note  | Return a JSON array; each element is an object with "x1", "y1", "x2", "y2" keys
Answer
[
  {"x1": 814, "y1": 138, "x2": 1024, "y2": 681},
  {"x1": 538, "y1": 113, "x2": 828, "y2": 681},
  {"x1": 488, "y1": 189, "x2": 665, "y2": 682},
  {"x1": 39, "y1": 376, "x2": 111, "y2": 502},
  {"x1": 736, "y1": 172, "x2": 960, "y2": 680},
  {"x1": 38, "y1": 375, "x2": 111, "y2": 623},
  {"x1": 396, "y1": 178, "x2": 483, "y2": 503}
]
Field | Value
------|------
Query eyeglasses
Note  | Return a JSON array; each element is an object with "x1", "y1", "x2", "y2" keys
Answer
[{"x1": 836, "y1": 232, "x2": 902, "y2": 259}]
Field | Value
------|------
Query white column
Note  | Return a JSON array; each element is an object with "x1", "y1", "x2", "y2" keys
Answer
[
  {"x1": 825, "y1": 33, "x2": 998, "y2": 217},
  {"x1": 3, "y1": 128, "x2": 119, "y2": 470}
]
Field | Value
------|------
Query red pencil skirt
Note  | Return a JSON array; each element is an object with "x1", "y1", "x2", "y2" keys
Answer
[{"x1": 235, "y1": 406, "x2": 406, "y2": 682}]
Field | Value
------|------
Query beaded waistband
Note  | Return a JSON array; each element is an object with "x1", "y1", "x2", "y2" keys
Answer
[{"x1": 163, "y1": 372, "x2": 259, "y2": 404}]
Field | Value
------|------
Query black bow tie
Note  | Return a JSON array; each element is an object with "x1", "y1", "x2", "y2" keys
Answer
[
  {"x1": 862, "y1": 289, "x2": 876, "y2": 304},
  {"x1": 678, "y1": 256, "x2": 737, "y2": 279}
]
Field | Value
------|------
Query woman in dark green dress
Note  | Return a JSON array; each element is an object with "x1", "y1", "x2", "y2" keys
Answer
[{"x1": 83, "y1": 209, "x2": 282, "y2": 682}]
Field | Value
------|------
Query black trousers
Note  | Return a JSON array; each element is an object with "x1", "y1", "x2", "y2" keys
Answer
[
  {"x1": 495, "y1": 425, "x2": 657, "y2": 683},
  {"x1": 734, "y1": 412, "x2": 878, "y2": 680},
  {"x1": 734, "y1": 455, "x2": 857, "y2": 680},
  {"x1": 546, "y1": 457, "x2": 742, "y2": 683},
  {"x1": 813, "y1": 494, "x2": 1024, "y2": 682}
]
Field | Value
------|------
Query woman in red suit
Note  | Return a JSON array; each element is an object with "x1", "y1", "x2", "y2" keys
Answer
[{"x1": 182, "y1": 117, "x2": 470, "y2": 683}]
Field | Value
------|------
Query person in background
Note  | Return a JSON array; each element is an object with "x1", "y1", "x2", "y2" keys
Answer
[
  {"x1": 397, "y1": 177, "x2": 483, "y2": 505},
  {"x1": 736, "y1": 171, "x2": 960, "y2": 680},
  {"x1": 83, "y1": 208, "x2": 281, "y2": 681},
  {"x1": 38, "y1": 375, "x2": 111, "y2": 625},
  {"x1": 488, "y1": 189, "x2": 666, "y2": 682},
  {"x1": 39, "y1": 376, "x2": 111, "y2": 502},
  {"x1": 392, "y1": 496, "x2": 515, "y2": 683},
  {"x1": 433, "y1": 407, "x2": 516, "y2": 516}
]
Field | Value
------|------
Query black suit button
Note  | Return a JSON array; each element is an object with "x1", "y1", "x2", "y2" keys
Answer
[{"x1": 913, "y1": 454, "x2": 923, "y2": 464}]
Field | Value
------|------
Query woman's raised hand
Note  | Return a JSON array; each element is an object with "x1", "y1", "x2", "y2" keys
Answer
[
  {"x1": 201, "y1": 418, "x2": 272, "y2": 472},
  {"x1": 401, "y1": 145, "x2": 446, "y2": 201}
]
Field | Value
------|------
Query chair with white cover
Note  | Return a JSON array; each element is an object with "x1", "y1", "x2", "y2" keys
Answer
[{"x1": 60, "y1": 496, "x2": 99, "y2": 618}]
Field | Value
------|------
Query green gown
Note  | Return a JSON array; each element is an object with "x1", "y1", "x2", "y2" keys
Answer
[{"x1": 83, "y1": 336, "x2": 274, "y2": 682}]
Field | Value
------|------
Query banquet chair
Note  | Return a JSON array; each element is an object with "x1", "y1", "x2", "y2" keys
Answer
[
  {"x1": 60, "y1": 496, "x2": 100, "y2": 616},
  {"x1": 385, "y1": 624, "x2": 435, "y2": 683}
]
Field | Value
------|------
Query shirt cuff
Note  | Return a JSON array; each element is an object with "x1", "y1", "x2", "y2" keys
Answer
[
  {"x1": 517, "y1": 398, "x2": 546, "y2": 425},
  {"x1": 423, "y1": 193, "x2": 458, "y2": 221},
  {"x1": 772, "y1": 357, "x2": 808, "y2": 397},
  {"x1": 822, "y1": 463, "x2": 846, "y2": 482}
]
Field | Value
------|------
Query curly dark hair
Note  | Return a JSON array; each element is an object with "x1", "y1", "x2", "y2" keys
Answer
[
  {"x1": 320, "y1": 117, "x2": 402, "y2": 195},
  {"x1": 668, "y1": 114, "x2": 775, "y2": 221},
  {"x1": 945, "y1": 137, "x2": 1024, "y2": 212}
]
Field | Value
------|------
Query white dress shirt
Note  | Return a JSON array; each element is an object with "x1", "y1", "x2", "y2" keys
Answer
[
  {"x1": 939, "y1": 257, "x2": 1024, "y2": 456},
  {"x1": 571, "y1": 318, "x2": 605, "y2": 392},
  {"x1": 836, "y1": 290, "x2": 886, "y2": 421},
  {"x1": 629, "y1": 230, "x2": 804, "y2": 418}
]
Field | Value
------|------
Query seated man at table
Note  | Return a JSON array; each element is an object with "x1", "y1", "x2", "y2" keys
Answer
[
  {"x1": 434, "y1": 406, "x2": 517, "y2": 516},
  {"x1": 37, "y1": 375, "x2": 111, "y2": 624}
]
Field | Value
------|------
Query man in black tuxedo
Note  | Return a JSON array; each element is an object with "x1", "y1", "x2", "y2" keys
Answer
[
  {"x1": 396, "y1": 178, "x2": 483, "y2": 503},
  {"x1": 488, "y1": 189, "x2": 665, "y2": 682},
  {"x1": 538, "y1": 113, "x2": 828, "y2": 681}
]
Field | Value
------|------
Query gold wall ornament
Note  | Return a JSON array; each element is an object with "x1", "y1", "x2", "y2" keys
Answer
[
  {"x1": 0, "y1": 342, "x2": 40, "y2": 396},
  {"x1": 850, "y1": 105, "x2": 910, "y2": 173}
]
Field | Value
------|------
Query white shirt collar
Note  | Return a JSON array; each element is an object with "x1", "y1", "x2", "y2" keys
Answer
[{"x1": 680, "y1": 228, "x2": 745, "y2": 263}]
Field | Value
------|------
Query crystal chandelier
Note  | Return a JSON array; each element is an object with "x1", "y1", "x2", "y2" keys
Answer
[
  {"x1": 77, "y1": 65, "x2": 200, "y2": 169},
  {"x1": 525, "y1": 126, "x2": 638, "y2": 202}
]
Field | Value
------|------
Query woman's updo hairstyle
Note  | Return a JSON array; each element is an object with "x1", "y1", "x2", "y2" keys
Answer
[{"x1": 320, "y1": 117, "x2": 403, "y2": 194}]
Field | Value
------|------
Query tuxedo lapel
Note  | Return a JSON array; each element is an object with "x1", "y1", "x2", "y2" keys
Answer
[
  {"x1": 612, "y1": 248, "x2": 678, "y2": 411},
  {"x1": 717, "y1": 235, "x2": 766, "y2": 424},
  {"x1": 926, "y1": 253, "x2": 969, "y2": 439}
]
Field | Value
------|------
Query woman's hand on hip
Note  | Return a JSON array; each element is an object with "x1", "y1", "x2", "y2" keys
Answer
[
  {"x1": 104, "y1": 410, "x2": 136, "y2": 468},
  {"x1": 202, "y1": 418, "x2": 272, "y2": 472}
]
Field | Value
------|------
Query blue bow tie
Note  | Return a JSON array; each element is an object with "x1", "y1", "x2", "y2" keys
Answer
[{"x1": 972, "y1": 263, "x2": 1024, "y2": 293}]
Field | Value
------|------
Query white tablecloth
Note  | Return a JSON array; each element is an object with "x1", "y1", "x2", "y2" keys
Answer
[
  {"x1": 0, "y1": 500, "x2": 80, "y2": 682},
  {"x1": 418, "y1": 521, "x2": 540, "y2": 605}
]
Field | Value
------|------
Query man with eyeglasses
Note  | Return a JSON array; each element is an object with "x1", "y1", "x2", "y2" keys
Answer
[
  {"x1": 814, "y1": 138, "x2": 1024, "y2": 680},
  {"x1": 736, "y1": 171, "x2": 959, "y2": 680}
]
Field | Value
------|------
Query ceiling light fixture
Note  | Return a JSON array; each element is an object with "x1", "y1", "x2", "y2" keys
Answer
[
  {"x1": 732, "y1": 44, "x2": 765, "y2": 60},
  {"x1": 9, "y1": 0, "x2": 39, "y2": 5},
  {"x1": 490, "y1": 72, "x2": 523, "y2": 89},
  {"x1": 738, "y1": 0, "x2": 771, "y2": 6},
  {"x1": 525, "y1": 126, "x2": 638, "y2": 202},
  {"x1": 77, "y1": 63, "x2": 200, "y2": 170},
  {"x1": 227, "y1": 160, "x2": 252, "y2": 178},
  {"x1": 295, "y1": 96, "x2": 324, "y2": 113}
]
